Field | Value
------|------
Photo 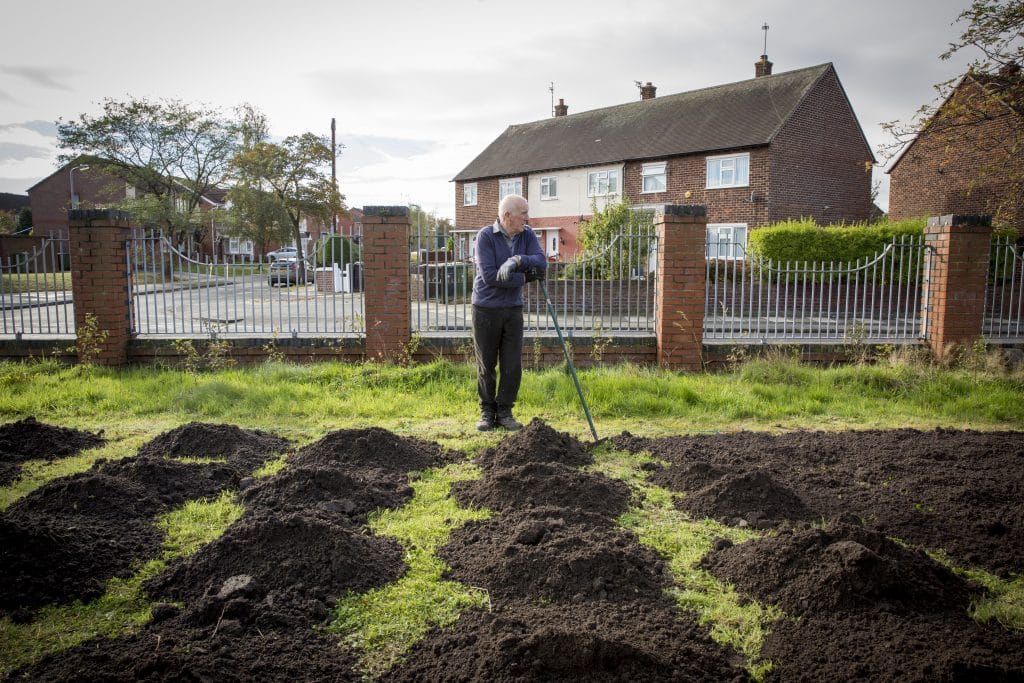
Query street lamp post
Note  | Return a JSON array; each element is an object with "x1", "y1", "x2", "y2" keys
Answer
[{"x1": 69, "y1": 164, "x2": 90, "y2": 210}]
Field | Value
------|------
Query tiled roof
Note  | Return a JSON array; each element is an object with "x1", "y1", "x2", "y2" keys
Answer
[
  {"x1": 0, "y1": 192, "x2": 31, "y2": 211},
  {"x1": 454, "y1": 63, "x2": 833, "y2": 181}
]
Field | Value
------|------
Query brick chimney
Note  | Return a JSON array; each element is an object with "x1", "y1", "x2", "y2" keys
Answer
[
  {"x1": 640, "y1": 82, "x2": 656, "y2": 100},
  {"x1": 755, "y1": 54, "x2": 773, "y2": 77},
  {"x1": 554, "y1": 98, "x2": 568, "y2": 117}
]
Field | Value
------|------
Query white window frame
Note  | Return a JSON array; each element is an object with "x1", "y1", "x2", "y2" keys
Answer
[
  {"x1": 641, "y1": 162, "x2": 667, "y2": 194},
  {"x1": 587, "y1": 169, "x2": 619, "y2": 197},
  {"x1": 707, "y1": 223, "x2": 748, "y2": 260},
  {"x1": 499, "y1": 177, "x2": 522, "y2": 200},
  {"x1": 540, "y1": 176, "x2": 557, "y2": 200},
  {"x1": 463, "y1": 182, "x2": 477, "y2": 206},
  {"x1": 706, "y1": 152, "x2": 750, "y2": 189}
]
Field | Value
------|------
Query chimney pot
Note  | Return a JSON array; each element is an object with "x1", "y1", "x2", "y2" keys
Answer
[
  {"x1": 640, "y1": 82, "x2": 657, "y2": 100},
  {"x1": 755, "y1": 54, "x2": 773, "y2": 77},
  {"x1": 554, "y1": 98, "x2": 568, "y2": 117}
]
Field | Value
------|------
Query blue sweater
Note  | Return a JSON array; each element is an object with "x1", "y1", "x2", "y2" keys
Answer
[{"x1": 472, "y1": 221, "x2": 547, "y2": 308}]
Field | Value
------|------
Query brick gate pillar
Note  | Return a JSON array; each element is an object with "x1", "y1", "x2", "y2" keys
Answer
[
  {"x1": 924, "y1": 214, "x2": 993, "y2": 358},
  {"x1": 68, "y1": 209, "x2": 133, "y2": 366},
  {"x1": 362, "y1": 206, "x2": 411, "y2": 361},
  {"x1": 655, "y1": 205, "x2": 707, "y2": 371}
]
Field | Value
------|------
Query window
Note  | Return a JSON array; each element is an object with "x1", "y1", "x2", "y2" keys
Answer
[
  {"x1": 641, "y1": 162, "x2": 667, "y2": 193},
  {"x1": 706, "y1": 153, "x2": 750, "y2": 189},
  {"x1": 540, "y1": 176, "x2": 557, "y2": 200},
  {"x1": 463, "y1": 182, "x2": 477, "y2": 206},
  {"x1": 706, "y1": 224, "x2": 748, "y2": 260},
  {"x1": 125, "y1": 184, "x2": 136, "y2": 199},
  {"x1": 499, "y1": 178, "x2": 522, "y2": 199},
  {"x1": 587, "y1": 169, "x2": 619, "y2": 197}
]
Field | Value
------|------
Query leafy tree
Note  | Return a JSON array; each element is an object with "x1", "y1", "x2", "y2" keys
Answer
[
  {"x1": 881, "y1": 0, "x2": 1024, "y2": 223},
  {"x1": 575, "y1": 199, "x2": 655, "y2": 280},
  {"x1": 0, "y1": 212, "x2": 15, "y2": 235},
  {"x1": 15, "y1": 207, "x2": 32, "y2": 233},
  {"x1": 229, "y1": 107, "x2": 346, "y2": 278},
  {"x1": 56, "y1": 97, "x2": 239, "y2": 245},
  {"x1": 408, "y1": 204, "x2": 453, "y2": 246}
]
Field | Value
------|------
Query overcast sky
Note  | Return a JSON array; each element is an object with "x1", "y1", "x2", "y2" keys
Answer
[{"x1": 0, "y1": 0, "x2": 978, "y2": 221}]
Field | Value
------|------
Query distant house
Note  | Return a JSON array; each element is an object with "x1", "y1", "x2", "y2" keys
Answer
[
  {"x1": 888, "y1": 64, "x2": 1024, "y2": 228},
  {"x1": 27, "y1": 159, "x2": 238, "y2": 258},
  {"x1": 452, "y1": 56, "x2": 875, "y2": 260}
]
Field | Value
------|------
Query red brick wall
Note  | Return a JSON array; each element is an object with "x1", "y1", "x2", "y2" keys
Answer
[
  {"x1": 29, "y1": 167, "x2": 126, "y2": 240},
  {"x1": 623, "y1": 149, "x2": 771, "y2": 226},
  {"x1": 655, "y1": 206, "x2": 707, "y2": 370},
  {"x1": 889, "y1": 78, "x2": 1023, "y2": 228},
  {"x1": 455, "y1": 176, "x2": 532, "y2": 229},
  {"x1": 769, "y1": 67, "x2": 875, "y2": 224}
]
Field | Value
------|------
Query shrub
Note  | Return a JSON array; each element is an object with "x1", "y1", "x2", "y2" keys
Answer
[{"x1": 317, "y1": 235, "x2": 360, "y2": 267}]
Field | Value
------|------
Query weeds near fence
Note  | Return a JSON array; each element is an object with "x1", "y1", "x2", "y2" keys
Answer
[{"x1": 69, "y1": 314, "x2": 108, "y2": 366}]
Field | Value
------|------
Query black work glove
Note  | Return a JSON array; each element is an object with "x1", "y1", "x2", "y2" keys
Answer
[{"x1": 524, "y1": 267, "x2": 542, "y2": 283}]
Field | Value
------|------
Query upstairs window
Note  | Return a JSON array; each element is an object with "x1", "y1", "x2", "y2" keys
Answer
[
  {"x1": 587, "y1": 169, "x2": 619, "y2": 197},
  {"x1": 463, "y1": 183, "x2": 478, "y2": 206},
  {"x1": 499, "y1": 177, "x2": 522, "y2": 199},
  {"x1": 706, "y1": 153, "x2": 750, "y2": 189},
  {"x1": 540, "y1": 176, "x2": 557, "y2": 200},
  {"x1": 641, "y1": 162, "x2": 667, "y2": 193}
]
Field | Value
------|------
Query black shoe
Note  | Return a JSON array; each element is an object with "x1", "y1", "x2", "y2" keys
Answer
[
  {"x1": 476, "y1": 410, "x2": 496, "y2": 431},
  {"x1": 496, "y1": 411, "x2": 523, "y2": 431}
]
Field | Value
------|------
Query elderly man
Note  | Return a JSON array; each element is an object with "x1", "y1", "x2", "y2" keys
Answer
[{"x1": 472, "y1": 194, "x2": 547, "y2": 431}]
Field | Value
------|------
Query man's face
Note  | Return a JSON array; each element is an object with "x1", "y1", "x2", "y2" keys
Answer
[{"x1": 502, "y1": 203, "x2": 529, "y2": 235}]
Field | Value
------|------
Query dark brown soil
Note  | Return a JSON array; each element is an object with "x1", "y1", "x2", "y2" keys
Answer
[
  {"x1": 5, "y1": 423, "x2": 1024, "y2": 682},
  {"x1": 383, "y1": 602, "x2": 745, "y2": 683},
  {"x1": 0, "y1": 416, "x2": 105, "y2": 462},
  {"x1": 0, "y1": 416, "x2": 105, "y2": 487},
  {"x1": 136, "y1": 421, "x2": 292, "y2": 473},
  {"x1": 439, "y1": 505, "x2": 671, "y2": 606},
  {"x1": 452, "y1": 461, "x2": 631, "y2": 516}
]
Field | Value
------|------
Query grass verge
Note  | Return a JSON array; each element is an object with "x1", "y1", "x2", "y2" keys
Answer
[
  {"x1": 0, "y1": 490, "x2": 244, "y2": 678},
  {"x1": 328, "y1": 461, "x2": 491, "y2": 677}
]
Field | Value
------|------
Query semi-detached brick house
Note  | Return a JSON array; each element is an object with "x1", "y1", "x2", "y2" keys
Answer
[
  {"x1": 887, "y1": 64, "x2": 1024, "y2": 229},
  {"x1": 452, "y1": 57, "x2": 875, "y2": 260}
]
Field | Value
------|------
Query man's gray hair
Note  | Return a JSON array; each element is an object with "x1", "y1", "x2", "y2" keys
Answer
[{"x1": 498, "y1": 193, "x2": 528, "y2": 218}]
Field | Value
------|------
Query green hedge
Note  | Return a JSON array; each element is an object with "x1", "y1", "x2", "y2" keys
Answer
[
  {"x1": 747, "y1": 217, "x2": 928, "y2": 264},
  {"x1": 316, "y1": 235, "x2": 360, "y2": 267}
]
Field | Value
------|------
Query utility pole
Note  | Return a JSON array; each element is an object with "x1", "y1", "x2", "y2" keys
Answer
[{"x1": 331, "y1": 117, "x2": 337, "y2": 234}]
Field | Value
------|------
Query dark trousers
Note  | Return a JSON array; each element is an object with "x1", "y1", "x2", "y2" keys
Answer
[{"x1": 472, "y1": 304, "x2": 524, "y2": 413}]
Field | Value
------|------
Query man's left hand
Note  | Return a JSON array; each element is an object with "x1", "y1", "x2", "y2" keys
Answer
[{"x1": 497, "y1": 256, "x2": 520, "y2": 281}]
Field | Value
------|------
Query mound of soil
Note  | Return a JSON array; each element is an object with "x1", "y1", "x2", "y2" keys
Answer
[
  {"x1": 239, "y1": 466, "x2": 413, "y2": 522},
  {"x1": 15, "y1": 627, "x2": 362, "y2": 682},
  {"x1": 616, "y1": 428, "x2": 1024, "y2": 576},
  {"x1": 7, "y1": 471, "x2": 166, "y2": 521},
  {"x1": 292, "y1": 427, "x2": 457, "y2": 474},
  {"x1": 440, "y1": 506, "x2": 670, "y2": 606},
  {"x1": 145, "y1": 509, "x2": 405, "y2": 628},
  {"x1": 94, "y1": 456, "x2": 241, "y2": 509},
  {"x1": 0, "y1": 513, "x2": 160, "y2": 619},
  {"x1": 383, "y1": 602, "x2": 746, "y2": 683},
  {"x1": 676, "y1": 469, "x2": 815, "y2": 529},
  {"x1": 136, "y1": 422, "x2": 291, "y2": 473},
  {"x1": 701, "y1": 522, "x2": 977, "y2": 616},
  {"x1": 476, "y1": 419, "x2": 592, "y2": 470},
  {"x1": 0, "y1": 416, "x2": 105, "y2": 462},
  {"x1": 453, "y1": 462, "x2": 631, "y2": 517},
  {"x1": 763, "y1": 610, "x2": 1024, "y2": 682},
  {"x1": 0, "y1": 461, "x2": 20, "y2": 487}
]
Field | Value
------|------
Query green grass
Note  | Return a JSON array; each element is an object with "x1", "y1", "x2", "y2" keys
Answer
[
  {"x1": 0, "y1": 271, "x2": 71, "y2": 293},
  {"x1": 329, "y1": 462, "x2": 491, "y2": 676},
  {"x1": 0, "y1": 491, "x2": 243, "y2": 678},
  {"x1": 589, "y1": 445, "x2": 779, "y2": 681},
  {"x1": 926, "y1": 548, "x2": 1024, "y2": 630}
]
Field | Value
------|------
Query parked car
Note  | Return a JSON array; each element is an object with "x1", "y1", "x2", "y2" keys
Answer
[
  {"x1": 266, "y1": 246, "x2": 298, "y2": 262},
  {"x1": 268, "y1": 258, "x2": 314, "y2": 286}
]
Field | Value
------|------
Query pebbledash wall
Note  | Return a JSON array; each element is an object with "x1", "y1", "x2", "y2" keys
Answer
[{"x1": 0, "y1": 207, "x2": 1001, "y2": 370}]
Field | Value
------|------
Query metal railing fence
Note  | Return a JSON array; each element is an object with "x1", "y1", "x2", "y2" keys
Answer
[
  {"x1": 410, "y1": 223, "x2": 657, "y2": 338},
  {"x1": 984, "y1": 235, "x2": 1024, "y2": 341},
  {"x1": 704, "y1": 235, "x2": 927, "y2": 343},
  {"x1": 129, "y1": 231, "x2": 364, "y2": 337},
  {"x1": 0, "y1": 236, "x2": 74, "y2": 337}
]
